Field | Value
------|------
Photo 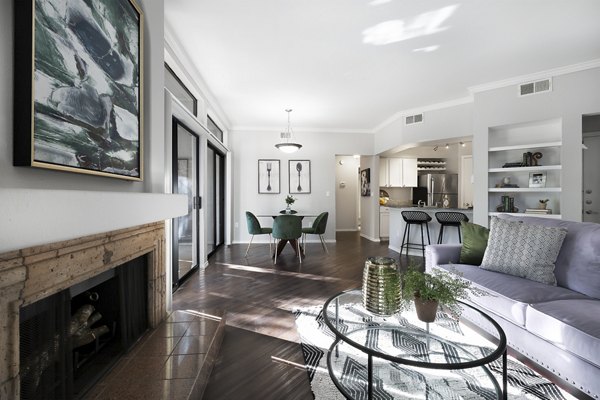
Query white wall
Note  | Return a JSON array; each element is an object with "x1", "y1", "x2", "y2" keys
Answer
[
  {"x1": 0, "y1": 0, "x2": 180, "y2": 254},
  {"x1": 472, "y1": 67, "x2": 600, "y2": 224},
  {"x1": 230, "y1": 130, "x2": 374, "y2": 243},
  {"x1": 359, "y1": 156, "x2": 380, "y2": 242},
  {"x1": 374, "y1": 102, "x2": 474, "y2": 155},
  {"x1": 335, "y1": 156, "x2": 360, "y2": 231}
]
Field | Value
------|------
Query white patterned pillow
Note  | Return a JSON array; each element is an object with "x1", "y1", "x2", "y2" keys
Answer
[{"x1": 480, "y1": 217, "x2": 567, "y2": 285}]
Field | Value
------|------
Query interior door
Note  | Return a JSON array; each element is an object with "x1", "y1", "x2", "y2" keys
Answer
[
  {"x1": 172, "y1": 119, "x2": 200, "y2": 289},
  {"x1": 583, "y1": 134, "x2": 600, "y2": 223}
]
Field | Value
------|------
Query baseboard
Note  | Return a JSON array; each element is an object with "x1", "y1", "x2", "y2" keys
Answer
[
  {"x1": 389, "y1": 244, "x2": 401, "y2": 254},
  {"x1": 336, "y1": 229, "x2": 358, "y2": 232},
  {"x1": 360, "y1": 233, "x2": 380, "y2": 242}
]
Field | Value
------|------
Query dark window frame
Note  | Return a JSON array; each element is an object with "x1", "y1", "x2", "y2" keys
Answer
[
  {"x1": 165, "y1": 63, "x2": 198, "y2": 116},
  {"x1": 207, "y1": 115, "x2": 224, "y2": 142}
]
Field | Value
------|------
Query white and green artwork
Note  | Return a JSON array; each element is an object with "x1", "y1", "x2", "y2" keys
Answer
[{"x1": 15, "y1": 0, "x2": 143, "y2": 180}]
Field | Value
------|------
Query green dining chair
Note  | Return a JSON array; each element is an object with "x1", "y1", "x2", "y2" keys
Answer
[
  {"x1": 302, "y1": 212, "x2": 329, "y2": 255},
  {"x1": 245, "y1": 211, "x2": 272, "y2": 257},
  {"x1": 272, "y1": 215, "x2": 303, "y2": 264}
]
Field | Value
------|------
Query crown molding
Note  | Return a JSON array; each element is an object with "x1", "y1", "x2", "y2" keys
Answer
[
  {"x1": 468, "y1": 58, "x2": 600, "y2": 94},
  {"x1": 230, "y1": 126, "x2": 374, "y2": 134},
  {"x1": 372, "y1": 96, "x2": 474, "y2": 133},
  {"x1": 164, "y1": 23, "x2": 231, "y2": 129}
]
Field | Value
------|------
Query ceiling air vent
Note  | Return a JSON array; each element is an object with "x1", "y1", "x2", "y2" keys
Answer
[
  {"x1": 405, "y1": 113, "x2": 423, "y2": 125},
  {"x1": 519, "y1": 78, "x2": 552, "y2": 97}
]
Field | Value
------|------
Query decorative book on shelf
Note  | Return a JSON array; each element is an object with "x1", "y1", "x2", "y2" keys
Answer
[
  {"x1": 525, "y1": 208, "x2": 552, "y2": 214},
  {"x1": 502, "y1": 151, "x2": 543, "y2": 168},
  {"x1": 497, "y1": 195, "x2": 518, "y2": 213}
]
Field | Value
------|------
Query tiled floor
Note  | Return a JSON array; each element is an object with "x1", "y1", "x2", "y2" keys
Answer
[{"x1": 85, "y1": 310, "x2": 225, "y2": 400}]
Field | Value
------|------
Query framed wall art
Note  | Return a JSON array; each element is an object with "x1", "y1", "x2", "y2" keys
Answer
[
  {"x1": 360, "y1": 168, "x2": 371, "y2": 196},
  {"x1": 289, "y1": 160, "x2": 310, "y2": 194},
  {"x1": 13, "y1": 0, "x2": 144, "y2": 180},
  {"x1": 529, "y1": 172, "x2": 546, "y2": 188},
  {"x1": 258, "y1": 159, "x2": 280, "y2": 193}
]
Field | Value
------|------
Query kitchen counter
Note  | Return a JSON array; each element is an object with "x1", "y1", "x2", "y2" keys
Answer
[{"x1": 388, "y1": 207, "x2": 473, "y2": 256}]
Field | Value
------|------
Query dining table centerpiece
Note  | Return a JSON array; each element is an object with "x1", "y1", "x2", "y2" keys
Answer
[{"x1": 284, "y1": 195, "x2": 296, "y2": 214}]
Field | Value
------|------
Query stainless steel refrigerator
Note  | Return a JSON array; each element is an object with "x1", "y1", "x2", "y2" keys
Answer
[{"x1": 418, "y1": 174, "x2": 459, "y2": 208}]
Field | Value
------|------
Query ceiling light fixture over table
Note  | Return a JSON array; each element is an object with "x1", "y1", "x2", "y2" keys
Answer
[{"x1": 275, "y1": 109, "x2": 302, "y2": 153}]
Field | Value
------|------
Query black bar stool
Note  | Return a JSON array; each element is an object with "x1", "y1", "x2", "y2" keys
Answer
[
  {"x1": 435, "y1": 212, "x2": 469, "y2": 244},
  {"x1": 400, "y1": 211, "x2": 432, "y2": 257}
]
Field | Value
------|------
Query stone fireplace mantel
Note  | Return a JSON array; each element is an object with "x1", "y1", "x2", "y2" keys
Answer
[{"x1": 0, "y1": 222, "x2": 168, "y2": 400}]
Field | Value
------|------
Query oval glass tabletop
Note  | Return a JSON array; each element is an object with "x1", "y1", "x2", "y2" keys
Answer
[{"x1": 322, "y1": 289, "x2": 507, "y2": 369}]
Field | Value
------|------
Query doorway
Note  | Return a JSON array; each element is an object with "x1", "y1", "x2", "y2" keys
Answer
[
  {"x1": 335, "y1": 155, "x2": 360, "y2": 231},
  {"x1": 172, "y1": 119, "x2": 200, "y2": 289},
  {"x1": 583, "y1": 114, "x2": 600, "y2": 223},
  {"x1": 460, "y1": 155, "x2": 474, "y2": 208}
]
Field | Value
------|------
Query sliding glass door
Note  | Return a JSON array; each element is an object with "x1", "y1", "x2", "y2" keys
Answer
[
  {"x1": 207, "y1": 145, "x2": 225, "y2": 256},
  {"x1": 172, "y1": 119, "x2": 200, "y2": 289}
]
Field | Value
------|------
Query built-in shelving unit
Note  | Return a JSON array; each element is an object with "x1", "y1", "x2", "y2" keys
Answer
[{"x1": 488, "y1": 119, "x2": 562, "y2": 219}]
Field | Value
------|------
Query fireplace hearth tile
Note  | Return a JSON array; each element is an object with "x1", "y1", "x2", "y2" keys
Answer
[
  {"x1": 88, "y1": 309, "x2": 225, "y2": 399},
  {"x1": 160, "y1": 354, "x2": 207, "y2": 380},
  {"x1": 184, "y1": 319, "x2": 220, "y2": 337},
  {"x1": 151, "y1": 322, "x2": 191, "y2": 338}
]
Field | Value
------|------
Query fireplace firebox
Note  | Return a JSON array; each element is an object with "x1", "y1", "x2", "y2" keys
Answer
[{"x1": 19, "y1": 256, "x2": 148, "y2": 399}]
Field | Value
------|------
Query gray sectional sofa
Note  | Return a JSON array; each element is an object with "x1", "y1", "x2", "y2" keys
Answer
[{"x1": 425, "y1": 214, "x2": 600, "y2": 398}]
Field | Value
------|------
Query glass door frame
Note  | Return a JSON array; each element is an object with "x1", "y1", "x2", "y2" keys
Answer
[
  {"x1": 171, "y1": 117, "x2": 201, "y2": 290},
  {"x1": 207, "y1": 144, "x2": 226, "y2": 258}
]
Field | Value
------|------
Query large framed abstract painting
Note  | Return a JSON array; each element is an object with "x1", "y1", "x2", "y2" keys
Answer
[{"x1": 14, "y1": 0, "x2": 144, "y2": 180}]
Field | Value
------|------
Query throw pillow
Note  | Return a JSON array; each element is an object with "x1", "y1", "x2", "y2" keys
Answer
[
  {"x1": 459, "y1": 222, "x2": 489, "y2": 265},
  {"x1": 480, "y1": 217, "x2": 567, "y2": 285}
]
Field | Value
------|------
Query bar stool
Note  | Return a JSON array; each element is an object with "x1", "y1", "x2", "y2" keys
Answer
[
  {"x1": 435, "y1": 212, "x2": 469, "y2": 244},
  {"x1": 400, "y1": 211, "x2": 432, "y2": 257}
]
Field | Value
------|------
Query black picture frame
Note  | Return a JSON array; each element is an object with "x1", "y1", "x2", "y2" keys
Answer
[
  {"x1": 361, "y1": 168, "x2": 371, "y2": 196},
  {"x1": 258, "y1": 159, "x2": 280, "y2": 194},
  {"x1": 289, "y1": 160, "x2": 311, "y2": 194},
  {"x1": 14, "y1": 0, "x2": 144, "y2": 180}
]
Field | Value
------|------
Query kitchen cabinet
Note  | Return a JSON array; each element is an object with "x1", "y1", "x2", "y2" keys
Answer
[{"x1": 380, "y1": 158, "x2": 417, "y2": 187}]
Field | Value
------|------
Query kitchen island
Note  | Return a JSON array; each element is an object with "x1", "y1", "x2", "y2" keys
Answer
[{"x1": 387, "y1": 206, "x2": 473, "y2": 257}]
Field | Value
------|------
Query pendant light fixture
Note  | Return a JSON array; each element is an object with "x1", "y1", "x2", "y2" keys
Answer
[{"x1": 275, "y1": 109, "x2": 302, "y2": 153}]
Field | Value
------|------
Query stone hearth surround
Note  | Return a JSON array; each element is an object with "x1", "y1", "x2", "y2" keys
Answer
[{"x1": 0, "y1": 221, "x2": 167, "y2": 400}]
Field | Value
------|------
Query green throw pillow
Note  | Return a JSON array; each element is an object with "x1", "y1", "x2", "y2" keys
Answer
[{"x1": 459, "y1": 221, "x2": 490, "y2": 265}]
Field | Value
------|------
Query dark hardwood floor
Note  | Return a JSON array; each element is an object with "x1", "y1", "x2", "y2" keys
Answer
[{"x1": 172, "y1": 232, "x2": 421, "y2": 399}]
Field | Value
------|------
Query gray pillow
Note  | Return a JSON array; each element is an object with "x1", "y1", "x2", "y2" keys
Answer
[{"x1": 480, "y1": 217, "x2": 567, "y2": 285}]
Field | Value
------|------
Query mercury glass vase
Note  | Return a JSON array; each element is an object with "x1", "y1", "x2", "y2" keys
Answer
[{"x1": 362, "y1": 256, "x2": 401, "y2": 316}]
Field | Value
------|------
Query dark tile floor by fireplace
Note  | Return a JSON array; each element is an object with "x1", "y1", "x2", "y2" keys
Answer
[{"x1": 88, "y1": 232, "x2": 416, "y2": 399}]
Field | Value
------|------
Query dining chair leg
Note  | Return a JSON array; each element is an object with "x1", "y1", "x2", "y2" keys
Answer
[
  {"x1": 302, "y1": 233, "x2": 307, "y2": 256},
  {"x1": 320, "y1": 235, "x2": 329, "y2": 254},
  {"x1": 273, "y1": 239, "x2": 279, "y2": 264},
  {"x1": 269, "y1": 234, "x2": 272, "y2": 255},
  {"x1": 245, "y1": 235, "x2": 254, "y2": 257},
  {"x1": 297, "y1": 240, "x2": 302, "y2": 263}
]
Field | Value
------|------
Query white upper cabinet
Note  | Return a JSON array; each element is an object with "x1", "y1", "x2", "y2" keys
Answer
[{"x1": 380, "y1": 158, "x2": 418, "y2": 187}]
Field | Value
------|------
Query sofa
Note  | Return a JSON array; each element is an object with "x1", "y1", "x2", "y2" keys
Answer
[{"x1": 425, "y1": 214, "x2": 600, "y2": 398}]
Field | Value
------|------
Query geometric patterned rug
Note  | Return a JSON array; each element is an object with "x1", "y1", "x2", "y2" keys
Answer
[{"x1": 294, "y1": 305, "x2": 576, "y2": 400}]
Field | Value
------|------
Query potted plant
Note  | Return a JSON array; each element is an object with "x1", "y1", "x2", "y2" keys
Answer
[
  {"x1": 284, "y1": 195, "x2": 296, "y2": 214},
  {"x1": 401, "y1": 266, "x2": 479, "y2": 322}
]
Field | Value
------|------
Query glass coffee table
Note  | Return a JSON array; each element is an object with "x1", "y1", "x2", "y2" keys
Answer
[{"x1": 323, "y1": 289, "x2": 507, "y2": 400}]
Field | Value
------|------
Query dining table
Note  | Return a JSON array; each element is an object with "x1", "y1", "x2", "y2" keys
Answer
[{"x1": 257, "y1": 214, "x2": 317, "y2": 257}]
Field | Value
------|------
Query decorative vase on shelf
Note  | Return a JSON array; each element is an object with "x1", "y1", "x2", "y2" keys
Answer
[
  {"x1": 362, "y1": 257, "x2": 401, "y2": 316},
  {"x1": 413, "y1": 294, "x2": 439, "y2": 323}
]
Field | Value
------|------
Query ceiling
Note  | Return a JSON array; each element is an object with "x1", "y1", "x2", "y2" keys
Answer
[{"x1": 165, "y1": 0, "x2": 600, "y2": 132}]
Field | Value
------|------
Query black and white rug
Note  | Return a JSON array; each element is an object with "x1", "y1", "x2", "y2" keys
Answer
[{"x1": 293, "y1": 305, "x2": 575, "y2": 400}]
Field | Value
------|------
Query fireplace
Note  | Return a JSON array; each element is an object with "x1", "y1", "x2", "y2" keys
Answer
[{"x1": 0, "y1": 222, "x2": 167, "y2": 400}]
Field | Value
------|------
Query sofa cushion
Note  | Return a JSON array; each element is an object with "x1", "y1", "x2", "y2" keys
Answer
[
  {"x1": 497, "y1": 214, "x2": 600, "y2": 299},
  {"x1": 434, "y1": 263, "x2": 588, "y2": 327},
  {"x1": 480, "y1": 217, "x2": 567, "y2": 285},
  {"x1": 526, "y1": 299, "x2": 600, "y2": 368},
  {"x1": 459, "y1": 222, "x2": 489, "y2": 265}
]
